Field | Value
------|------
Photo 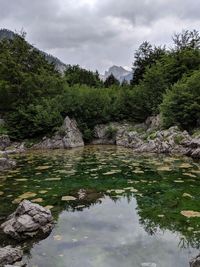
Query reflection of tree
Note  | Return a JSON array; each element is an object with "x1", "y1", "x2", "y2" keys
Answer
[{"x1": 135, "y1": 193, "x2": 200, "y2": 250}]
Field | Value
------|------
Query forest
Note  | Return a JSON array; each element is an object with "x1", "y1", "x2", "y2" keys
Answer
[{"x1": 0, "y1": 29, "x2": 200, "y2": 141}]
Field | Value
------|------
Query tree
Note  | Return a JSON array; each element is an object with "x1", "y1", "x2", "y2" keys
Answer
[
  {"x1": 131, "y1": 41, "x2": 165, "y2": 85},
  {"x1": 64, "y1": 65, "x2": 103, "y2": 87},
  {"x1": 160, "y1": 70, "x2": 200, "y2": 131},
  {"x1": 173, "y1": 30, "x2": 200, "y2": 51},
  {"x1": 0, "y1": 32, "x2": 64, "y2": 138},
  {"x1": 104, "y1": 74, "x2": 120, "y2": 87}
]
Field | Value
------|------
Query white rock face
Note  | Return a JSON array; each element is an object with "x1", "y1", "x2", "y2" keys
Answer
[
  {"x1": 0, "y1": 246, "x2": 23, "y2": 266},
  {"x1": 33, "y1": 116, "x2": 84, "y2": 149},
  {"x1": 1, "y1": 200, "x2": 54, "y2": 240}
]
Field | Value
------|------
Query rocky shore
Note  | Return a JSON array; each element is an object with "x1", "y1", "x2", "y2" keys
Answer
[
  {"x1": 0, "y1": 201, "x2": 54, "y2": 266},
  {"x1": 0, "y1": 115, "x2": 199, "y2": 173},
  {"x1": 91, "y1": 115, "x2": 200, "y2": 159}
]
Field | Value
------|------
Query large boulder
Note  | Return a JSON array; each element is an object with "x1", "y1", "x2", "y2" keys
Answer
[
  {"x1": 190, "y1": 254, "x2": 200, "y2": 267},
  {"x1": 0, "y1": 135, "x2": 11, "y2": 150},
  {"x1": 34, "y1": 116, "x2": 84, "y2": 149},
  {"x1": 1, "y1": 200, "x2": 54, "y2": 240},
  {"x1": 183, "y1": 138, "x2": 200, "y2": 159},
  {"x1": 0, "y1": 157, "x2": 16, "y2": 172},
  {"x1": 0, "y1": 246, "x2": 23, "y2": 266}
]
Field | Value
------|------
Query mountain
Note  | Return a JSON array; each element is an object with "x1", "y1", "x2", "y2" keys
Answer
[
  {"x1": 101, "y1": 65, "x2": 132, "y2": 83},
  {"x1": 0, "y1": 29, "x2": 67, "y2": 73}
]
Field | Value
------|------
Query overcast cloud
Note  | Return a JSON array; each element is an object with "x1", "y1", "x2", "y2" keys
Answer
[{"x1": 0, "y1": 0, "x2": 200, "y2": 73}]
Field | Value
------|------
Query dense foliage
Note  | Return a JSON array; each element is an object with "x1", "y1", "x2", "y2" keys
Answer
[
  {"x1": 161, "y1": 71, "x2": 200, "y2": 130},
  {"x1": 64, "y1": 65, "x2": 103, "y2": 87},
  {"x1": 0, "y1": 29, "x2": 200, "y2": 140}
]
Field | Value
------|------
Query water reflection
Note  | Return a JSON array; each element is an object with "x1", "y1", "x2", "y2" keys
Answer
[{"x1": 0, "y1": 146, "x2": 199, "y2": 266}]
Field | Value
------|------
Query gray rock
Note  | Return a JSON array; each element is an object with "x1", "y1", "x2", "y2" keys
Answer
[
  {"x1": 0, "y1": 246, "x2": 23, "y2": 266},
  {"x1": 145, "y1": 114, "x2": 161, "y2": 131},
  {"x1": 183, "y1": 138, "x2": 200, "y2": 159},
  {"x1": 1, "y1": 200, "x2": 54, "y2": 240},
  {"x1": 33, "y1": 116, "x2": 84, "y2": 149},
  {"x1": 0, "y1": 135, "x2": 11, "y2": 150},
  {"x1": 190, "y1": 254, "x2": 200, "y2": 267}
]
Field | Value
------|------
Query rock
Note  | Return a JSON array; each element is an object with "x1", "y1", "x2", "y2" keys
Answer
[
  {"x1": 0, "y1": 246, "x2": 23, "y2": 266},
  {"x1": 116, "y1": 130, "x2": 144, "y2": 148},
  {"x1": 33, "y1": 116, "x2": 84, "y2": 149},
  {"x1": 0, "y1": 157, "x2": 16, "y2": 172},
  {"x1": 183, "y1": 138, "x2": 200, "y2": 159},
  {"x1": 1, "y1": 200, "x2": 54, "y2": 240},
  {"x1": 145, "y1": 114, "x2": 161, "y2": 131},
  {"x1": 91, "y1": 123, "x2": 118, "y2": 145},
  {"x1": 190, "y1": 254, "x2": 200, "y2": 267},
  {"x1": 0, "y1": 135, "x2": 11, "y2": 150}
]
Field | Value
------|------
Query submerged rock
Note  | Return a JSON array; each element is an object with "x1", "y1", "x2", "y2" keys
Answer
[
  {"x1": 1, "y1": 200, "x2": 54, "y2": 240},
  {"x1": 33, "y1": 116, "x2": 84, "y2": 149},
  {"x1": 0, "y1": 135, "x2": 11, "y2": 150},
  {"x1": 0, "y1": 157, "x2": 16, "y2": 172},
  {"x1": 190, "y1": 254, "x2": 200, "y2": 267},
  {"x1": 0, "y1": 246, "x2": 23, "y2": 266}
]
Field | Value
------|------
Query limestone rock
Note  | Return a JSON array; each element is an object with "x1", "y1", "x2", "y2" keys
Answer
[
  {"x1": 190, "y1": 254, "x2": 200, "y2": 267},
  {"x1": 0, "y1": 246, "x2": 23, "y2": 266},
  {"x1": 183, "y1": 138, "x2": 200, "y2": 159},
  {"x1": 145, "y1": 114, "x2": 161, "y2": 131},
  {"x1": 1, "y1": 200, "x2": 54, "y2": 240},
  {"x1": 33, "y1": 116, "x2": 84, "y2": 149}
]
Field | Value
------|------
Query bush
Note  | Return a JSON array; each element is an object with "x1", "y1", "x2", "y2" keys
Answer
[
  {"x1": 160, "y1": 70, "x2": 200, "y2": 131},
  {"x1": 105, "y1": 126, "x2": 117, "y2": 139},
  {"x1": 6, "y1": 98, "x2": 63, "y2": 139}
]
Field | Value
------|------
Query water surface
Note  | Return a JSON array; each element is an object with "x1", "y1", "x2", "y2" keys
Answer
[{"x1": 0, "y1": 146, "x2": 200, "y2": 267}]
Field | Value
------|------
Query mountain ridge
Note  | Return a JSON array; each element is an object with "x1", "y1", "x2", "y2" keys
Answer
[{"x1": 0, "y1": 29, "x2": 67, "y2": 73}]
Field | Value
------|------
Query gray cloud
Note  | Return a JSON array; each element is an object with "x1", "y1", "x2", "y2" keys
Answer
[{"x1": 0, "y1": 0, "x2": 200, "y2": 72}]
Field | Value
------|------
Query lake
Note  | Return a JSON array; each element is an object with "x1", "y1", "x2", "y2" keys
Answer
[{"x1": 0, "y1": 145, "x2": 200, "y2": 267}]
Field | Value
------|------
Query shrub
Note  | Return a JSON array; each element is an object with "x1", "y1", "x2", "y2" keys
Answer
[{"x1": 160, "y1": 70, "x2": 200, "y2": 131}]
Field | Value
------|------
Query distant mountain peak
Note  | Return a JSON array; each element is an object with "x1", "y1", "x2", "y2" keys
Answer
[{"x1": 102, "y1": 65, "x2": 132, "y2": 83}]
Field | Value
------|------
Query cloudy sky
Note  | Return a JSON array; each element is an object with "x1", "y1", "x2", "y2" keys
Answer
[{"x1": 0, "y1": 0, "x2": 200, "y2": 73}]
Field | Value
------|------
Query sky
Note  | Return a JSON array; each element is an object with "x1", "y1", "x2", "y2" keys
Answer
[{"x1": 0, "y1": 0, "x2": 200, "y2": 73}]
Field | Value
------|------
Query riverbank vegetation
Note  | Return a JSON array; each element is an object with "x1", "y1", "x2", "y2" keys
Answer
[{"x1": 0, "y1": 30, "x2": 200, "y2": 141}]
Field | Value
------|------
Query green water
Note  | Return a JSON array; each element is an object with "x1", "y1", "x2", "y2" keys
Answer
[{"x1": 0, "y1": 145, "x2": 200, "y2": 267}]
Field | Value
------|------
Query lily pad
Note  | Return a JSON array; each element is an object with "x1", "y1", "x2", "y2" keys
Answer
[
  {"x1": 39, "y1": 190, "x2": 48, "y2": 194},
  {"x1": 35, "y1": 166, "x2": 51, "y2": 170},
  {"x1": 45, "y1": 205, "x2": 54, "y2": 210},
  {"x1": 45, "y1": 178, "x2": 61, "y2": 181},
  {"x1": 62, "y1": 196, "x2": 77, "y2": 201},
  {"x1": 12, "y1": 192, "x2": 37, "y2": 204},
  {"x1": 53, "y1": 235, "x2": 63, "y2": 241},
  {"x1": 183, "y1": 173, "x2": 196, "y2": 178},
  {"x1": 181, "y1": 210, "x2": 200, "y2": 218},
  {"x1": 182, "y1": 193, "x2": 192, "y2": 198},
  {"x1": 32, "y1": 198, "x2": 43, "y2": 203}
]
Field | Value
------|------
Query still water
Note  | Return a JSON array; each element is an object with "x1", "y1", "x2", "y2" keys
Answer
[{"x1": 0, "y1": 146, "x2": 200, "y2": 267}]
